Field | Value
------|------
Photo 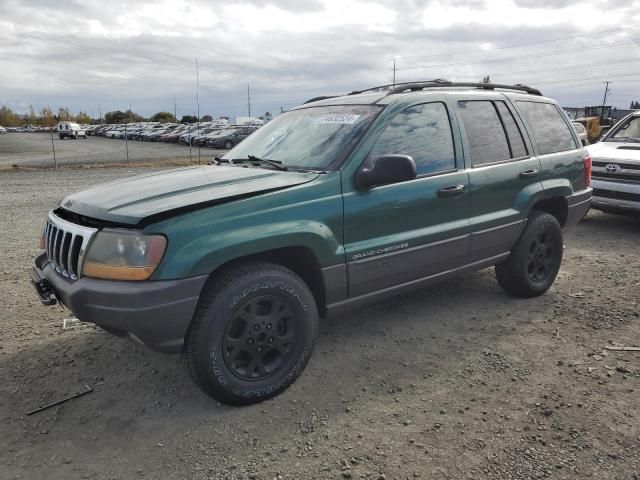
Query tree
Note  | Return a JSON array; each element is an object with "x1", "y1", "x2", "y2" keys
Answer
[
  {"x1": 0, "y1": 106, "x2": 21, "y2": 127},
  {"x1": 40, "y1": 106, "x2": 55, "y2": 126},
  {"x1": 27, "y1": 105, "x2": 38, "y2": 125},
  {"x1": 201, "y1": 114, "x2": 213, "y2": 122},
  {"x1": 181, "y1": 115, "x2": 198, "y2": 124},
  {"x1": 75, "y1": 111, "x2": 92, "y2": 124},
  {"x1": 104, "y1": 109, "x2": 145, "y2": 124},
  {"x1": 631, "y1": 101, "x2": 640, "y2": 110},
  {"x1": 481, "y1": 76, "x2": 491, "y2": 84},
  {"x1": 150, "y1": 111, "x2": 176, "y2": 123},
  {"x1": 57, "y1": 107, "x2": 71, "y2": 121}
]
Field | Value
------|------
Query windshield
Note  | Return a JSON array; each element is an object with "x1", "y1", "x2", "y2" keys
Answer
[
  {"x1": 221, "y1": 105, "x2": 381, "y2": 170},
  {"x1": 606, "y1": 116, "x2": 640, "y2": 142}
]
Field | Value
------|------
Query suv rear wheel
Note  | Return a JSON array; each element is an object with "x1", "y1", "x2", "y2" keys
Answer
[
  {"x1": 185, "y1": 261, "x2": 318, "y2": 405},
  {"x1": 495, "y1": 211, "x2": 563, "y2": 298}
]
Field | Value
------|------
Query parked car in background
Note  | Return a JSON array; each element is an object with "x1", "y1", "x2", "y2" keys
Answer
[
  {"x1": 587, "y1": 111, "x2": 640, "y2": 215},
  {"x1": 206, "y1": 126, "x2": 258, "y2": 149},
  {"x1": 56, "y1": 122, "x2": 87, "y2": 139},
  {"x1": 0, "y1": 125, "x2": 6, "y2": 134},
  {"x1": 572, "y1": 122, "x2": 588, "y2": 146}
]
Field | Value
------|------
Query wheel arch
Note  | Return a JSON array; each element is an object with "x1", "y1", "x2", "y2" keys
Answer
[
  {"x1": 199, "y1": 245, "x2": 330, "y2": 317},
  {"x1": 530, "y1": 196, "x2": 569, "y2": 227}
]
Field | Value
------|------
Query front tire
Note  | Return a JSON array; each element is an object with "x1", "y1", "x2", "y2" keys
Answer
[
  {"x1": 495, "y1": 211, "x2": 563, "y2": 298},
  {"x1": 224, "y1": 140, "x2": 233, "y2": 150},
  {"x1": 185, "y1": 262, "x2": 318, "y2": 405}
]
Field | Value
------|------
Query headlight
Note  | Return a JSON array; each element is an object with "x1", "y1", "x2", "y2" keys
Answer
[{"x1": 83, "y1": 230, "x2": 167, "y2": 281}]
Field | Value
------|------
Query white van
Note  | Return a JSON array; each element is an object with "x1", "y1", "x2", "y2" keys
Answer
[{"x1": 56, "y1": 122, "x2": 87, "y2": 139}]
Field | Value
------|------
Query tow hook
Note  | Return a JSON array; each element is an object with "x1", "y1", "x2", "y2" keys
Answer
[{"x1": 30, "y1": 269, "x2": 58, "y2": 306}]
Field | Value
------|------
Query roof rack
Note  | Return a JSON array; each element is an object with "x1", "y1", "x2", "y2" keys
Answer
[
  {"x1": 305, "y1": 80, "x2": 542, "y2": 106},
  {"x1": 303, "y1": 95, "x2": 338, "y2": 104},
  {"x1": 386, "y1": 80, "x2": 542, "y2": 96},
  {"x1": 346, "y1": 79, "x2": 451, "y2": 96}
]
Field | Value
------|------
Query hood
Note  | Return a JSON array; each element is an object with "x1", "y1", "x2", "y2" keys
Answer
[
  {"x1": 59, "y1": 165, "x2": 318, "y2": 226},
  {"x1": 587, "y1": 141, "x2": 640, "y2": 162}
]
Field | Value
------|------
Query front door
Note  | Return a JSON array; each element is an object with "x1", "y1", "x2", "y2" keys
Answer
[{"x1": 342, "y1": 101, "x2": 471, "y2": 298}]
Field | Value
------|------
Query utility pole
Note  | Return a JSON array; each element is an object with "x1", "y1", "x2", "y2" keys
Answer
[
  {"x1": 195, "y1": 58, "x2": 201, "y2": 164},
  {"x1": 173, "y1": 96, "x2": 177, "y2": 122},
  {"x1": 99, "y1": 104, "x2": 102, "y2": 125},
  {"x1": 602, "y1": 81, "x2": 611, "y2": 106},
  {"x1": 392, "y1": 59, "x2": 397, "y2": 87},
  {"x1": 247, "y1": 83, "x2": 251, "y2": 118}
]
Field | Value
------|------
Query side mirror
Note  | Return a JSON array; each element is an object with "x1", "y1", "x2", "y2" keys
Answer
[{"x1": 356, "y1": 155, "x2": 417, "y2": 190}]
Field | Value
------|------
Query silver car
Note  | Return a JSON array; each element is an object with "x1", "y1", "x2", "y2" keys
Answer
[{"x1": 587, "y1": 111, "x2": 640, "y2": 215}]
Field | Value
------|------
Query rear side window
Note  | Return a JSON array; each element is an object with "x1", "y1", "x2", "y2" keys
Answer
[
  {"x1": 457, "y1": 101, "x2": 510, "y2": 165},
  {"x1": 495, "y1": 101, "x2": 528, "y2": 158},
  {"x1": 516, "y1": 101, "x2": 577, "y2": 154},
  {"x1": 370, "y1": 102, "x2": 456, "y2": 175}
]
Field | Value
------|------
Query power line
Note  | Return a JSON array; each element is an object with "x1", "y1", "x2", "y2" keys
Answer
[
  {"x1": 398, "y1": 25, "x2": 640, "y2": 62},
  {"x1": 400, "y1": 38, "x2": 640, "y2": 72}
]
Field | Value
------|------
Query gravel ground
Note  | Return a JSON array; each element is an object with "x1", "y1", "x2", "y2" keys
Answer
[
  {"x1": 0, "y1": 133, "x2": 223, "y2": 168},
  {"x1": 1, "y1": 168, "x2": 639, "y2": 480}
]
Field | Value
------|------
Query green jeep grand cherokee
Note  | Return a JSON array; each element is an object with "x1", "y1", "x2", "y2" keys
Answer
[{"x1": 31, "y1": 81, "x2": 592, "y2": 405}]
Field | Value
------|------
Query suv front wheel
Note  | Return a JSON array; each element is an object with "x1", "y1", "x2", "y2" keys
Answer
[
  {"x1": 185, "y1": 261, "x2": 318, "y2": 405},
  {"x1": 495, "y1": 211, "x2": 563, "y2": 298}
]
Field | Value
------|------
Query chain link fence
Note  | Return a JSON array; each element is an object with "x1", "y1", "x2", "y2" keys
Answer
[{"x1": 0, "y1": 130, "x2": 221, "y2": 170}]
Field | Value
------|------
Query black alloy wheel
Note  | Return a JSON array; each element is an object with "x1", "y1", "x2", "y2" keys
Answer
[
  {"x1": 495, "y1": 211, "x2": 563, "y2": 298},
  {"x1": 222, "y1": 295, "x2": 296, "y2": 381},
  {"x1": 526, "y1": 231, "x2": 555, "y2": 284},
  {"x1": 185, "y1": 261, "x2": 318, "y2": 405}
]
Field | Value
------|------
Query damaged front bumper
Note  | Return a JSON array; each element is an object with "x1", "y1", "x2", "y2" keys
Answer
[{"x1": 30, "y1": 253, "x2": 207, "y2": 353}]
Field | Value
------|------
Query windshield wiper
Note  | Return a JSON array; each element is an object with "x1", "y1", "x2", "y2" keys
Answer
[{"x1": 232, "y1": 155, "x2": 289, "y2": 171}]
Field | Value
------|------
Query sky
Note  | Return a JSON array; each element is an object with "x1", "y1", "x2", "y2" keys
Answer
[{"x1": 1, "y1": 0, "x2": 639, "y2": 119}]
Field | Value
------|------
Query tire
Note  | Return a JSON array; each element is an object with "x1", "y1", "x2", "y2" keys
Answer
[
  {"x1": 185, "y1": 261, "x2": 318, "y2": 405},
  {"x1": 59, "y1": 134, "x2": 64, "y2": 140},
  {"x1": 224, "y1": 140, "x2": 233, "y2": 150},
  {"x1": 495, "y1": 211, "x2": 563, "y2": 298}
]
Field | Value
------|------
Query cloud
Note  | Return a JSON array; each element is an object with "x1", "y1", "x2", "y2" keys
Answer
[{"x1": 1, "y1": 0, "x2": 639, "y2": 118}]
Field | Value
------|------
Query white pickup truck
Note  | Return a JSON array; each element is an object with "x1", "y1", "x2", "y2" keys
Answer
[
  {"x1": 56, "y1": 122, "x2": 87, "y2": 139},
  {"x1": 588, "y1": 111, "x2": 640, "y2": 215}
]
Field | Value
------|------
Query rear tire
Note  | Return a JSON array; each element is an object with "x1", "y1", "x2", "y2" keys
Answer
[
  {"x1": 185, "y1": 262, "x2": 318, "y2": 405},
  {"x1": 224, "y1": 140, "x2": 233, "y2": 150},
  {"x1": 495, "y1": 211, "x2": 563, "y2": 298}
]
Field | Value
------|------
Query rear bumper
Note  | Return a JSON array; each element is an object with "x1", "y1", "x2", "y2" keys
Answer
[
  {"x1": 565, "y1": 188, "x2": 592, "y2": 228},
  {"x1": 591, "y1": 179, "x2": 640, "y2": 214},
  {"x1": 31, "y1": 253, "x2": 207, "y2": 353}
]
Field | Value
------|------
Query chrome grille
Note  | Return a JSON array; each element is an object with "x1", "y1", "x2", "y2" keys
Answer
[{"x1": 44, "y1": 211, "x2": 98, "y2": 281}]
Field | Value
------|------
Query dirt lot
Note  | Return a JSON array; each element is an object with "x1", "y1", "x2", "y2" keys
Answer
[
  {"x1": 0, "y1": 133, "x2": 223, "y2": 168},
  {"x1": 1, "y1": 168, "x2": 639, "y2": 480}
]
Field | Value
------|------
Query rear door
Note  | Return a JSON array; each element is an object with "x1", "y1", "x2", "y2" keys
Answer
[
  {"x1": 342, "y1": 101, "x2": 470, "y2": 297},
  {"x1": 513, "y1": 100, "x2": 584, "y2": 194},
  {"x1": 455, "y1": 96, "x2": 542, "y2": 261}
]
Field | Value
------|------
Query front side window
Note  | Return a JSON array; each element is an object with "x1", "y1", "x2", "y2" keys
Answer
[
  {"x1": 369, "y1": 102, "x2": 456, "y2": 175},
  {"x1": 606, "y1": 116, "x2": 640, "y2": 142},
  {"x1": 517, "y1": 101, "x2": 577, "y2": 154},
  {"x1": 222, "y1": 105, "x2": 381, "y2": 170}
]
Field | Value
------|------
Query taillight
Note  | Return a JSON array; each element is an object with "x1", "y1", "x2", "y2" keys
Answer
[{"x1": 583, "y1": 155, "x2": 592, "y2": 188}]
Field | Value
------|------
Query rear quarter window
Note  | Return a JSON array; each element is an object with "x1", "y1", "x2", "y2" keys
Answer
[{"x1": 516, "y1": 101, "x2": 577, "y2": 155}]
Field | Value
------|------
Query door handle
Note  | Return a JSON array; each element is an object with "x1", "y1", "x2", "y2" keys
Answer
[
  {"x1": 519, "y1": 169, "x2": 539, "y2": 179},
  {"x1": 437, "y1": 184, "x2": 465, "y2": 197}
]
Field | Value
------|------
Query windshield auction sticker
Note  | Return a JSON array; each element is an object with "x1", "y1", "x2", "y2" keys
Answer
[{"x1": 314, "y1": 114, "x2": 361, "y2": 125}]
